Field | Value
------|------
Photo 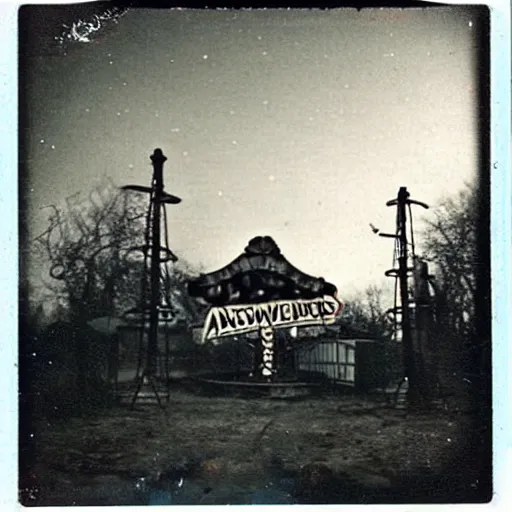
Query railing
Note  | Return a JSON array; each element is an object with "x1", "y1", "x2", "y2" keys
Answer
[{"x1": 295, "y1": 339, "x2": 357, "y2": 386}]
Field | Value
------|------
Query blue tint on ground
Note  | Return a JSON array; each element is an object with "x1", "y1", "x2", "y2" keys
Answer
[
  {"x1": 148, "y1": 489, "x2": 173, "y2": 505},
  {"x1": 251, "y1": 488, "x2": 294, "y2": 504},
  {"x1": 135, "y1": 475, "x2": 298, "y2": 505}
]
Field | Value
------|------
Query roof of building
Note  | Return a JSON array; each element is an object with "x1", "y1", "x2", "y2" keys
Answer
[{"x1": 188, "y1": 235, "x2": 337, "y2": 306}]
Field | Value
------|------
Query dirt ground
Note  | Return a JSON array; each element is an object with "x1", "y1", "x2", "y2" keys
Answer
[{"x1": 22, "y1": 384, "x2": 484, "y2": 506}]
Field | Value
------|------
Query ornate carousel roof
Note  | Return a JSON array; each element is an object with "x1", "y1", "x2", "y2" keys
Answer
[{"x1": 188, "y1": 236, "x2": 337, "y2": 306}]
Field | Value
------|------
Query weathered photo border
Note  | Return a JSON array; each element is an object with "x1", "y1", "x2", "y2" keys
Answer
[{"x1": 2, "y1": 0, "x2": 510, "y2": 510}]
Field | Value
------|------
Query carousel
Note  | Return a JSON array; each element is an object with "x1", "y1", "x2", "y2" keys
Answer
[{"x1": 187, "y1": 235, "x2": 343, "y2": 398}]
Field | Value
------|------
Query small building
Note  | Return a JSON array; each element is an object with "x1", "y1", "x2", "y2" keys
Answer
[
  {"x1": 113, "y1": 320, "x2": 196, "y2": 385},
  {"x1": 295, "y1": 337, "x2": 392, "y2": 391},
  {"x1": 292, "y1": 324, "x2": 400, "y2": 392}
]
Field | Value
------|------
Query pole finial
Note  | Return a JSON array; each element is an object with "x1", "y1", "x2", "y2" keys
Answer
[{"x1": 150, "y1": 148, "x2": 167, "y2": 164}]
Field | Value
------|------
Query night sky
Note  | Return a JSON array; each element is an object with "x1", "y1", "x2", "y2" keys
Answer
[{"x1": 21, "y1": 4, "x2": 484, "y2": 301}]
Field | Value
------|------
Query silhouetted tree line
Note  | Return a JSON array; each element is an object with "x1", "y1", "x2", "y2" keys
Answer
[
  {"x1": 420, "y1": 181, "x2": 489, "y2": 403},
  {"x1": 341, "y1": 284, "x2": 394, "y2": 340},
  {"x1": 422, "y1": 183, "x2": 478, "y2": 342},
  {"x1": 21, "y1": 180, "x2": 203, "y2": 420}
]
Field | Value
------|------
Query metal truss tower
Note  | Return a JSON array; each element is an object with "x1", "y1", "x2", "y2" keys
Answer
[
  {"x1": 121, "y1": 148, "x2": 182, "y2": 408},
  {"x1": 380, "y1": 187, "x2": 431, "y2": 408}
]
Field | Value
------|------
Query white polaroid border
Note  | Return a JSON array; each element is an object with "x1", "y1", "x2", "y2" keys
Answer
[{"x1": 1, "y1": 1, "x2": 510, "y2": 511}]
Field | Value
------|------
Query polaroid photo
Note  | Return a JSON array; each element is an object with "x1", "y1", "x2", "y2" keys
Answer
[{"x1": 6, "y1": 0, "x2": 509, "y2": 509}]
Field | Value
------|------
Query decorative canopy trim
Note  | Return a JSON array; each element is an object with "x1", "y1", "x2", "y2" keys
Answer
[{"x1": 188, "y1": 236, "x2": 337, "y2": 306}]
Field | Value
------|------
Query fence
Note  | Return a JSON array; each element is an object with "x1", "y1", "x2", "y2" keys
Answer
[{"x1": 295, "y1": 338, "x2": 400, "y2": 391}]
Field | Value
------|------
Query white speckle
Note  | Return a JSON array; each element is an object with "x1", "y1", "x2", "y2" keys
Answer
[
  {"x1": 262, "y1": 51, "x2": 268, "y2": 56},
  {"x1": 116, "y1": 112, "x2": 121, "y2": 116},
  {"x1": 155, "y1": 112, "x2": 159, "y2": 118},
  {"x1": 50, "y1": 145, "x2": 55, "y2": 150},
  {"x1": 109, "y1": 60, "x2": 113, "y2": 65},
  {"x1": 344, "y1": 84, "x2": 349, "y2": 89},
  {"x1": 203, "y1": 54, "x2": 208, "y2": 59},
  {"x1": 232, "y1": 140, "x2": 237, "y2": 145},
  {"x1": 308, "y1": 116, "x2": 314, "y2": 121},
  {"x1": 390, "y1": 32, "x2": 393, "y2": 37},
  {"x1": 107, "y1": 53, "x2": 111, "y2": 57},
  {"x1": 182, "y1": 151, "x2": 188, "y2": 157},
  {"x1": 32, "y1": 352, "x2": 36, "y2": 357},
  {"x1": 229, "y1": 110, "x2": 235, "y2": 115},
  {"x1": 324, "y1": 54, "x2": 328, "y2": 59},
  {"x1": 49, "y1": 360, "x2": 52, "y2": 365},
  {"x1": 85, "y1": 108, "x2": 90, "y2": 112},
  {"x1": 122, "y1": 82, "x2": 127, "y2": 86},
  {"x1": 468, "y1": 21, "x2": 473, "y2": 27},
  {"x1": 178, "y1": 478, "x2": 184, "y2": 488},
  {"x1": 39, "y1": 139, "x2": 45, "y2": 144},
  {"x1": 218, "y1": 190, "x2": 223, "y2": 196},
  {"x1": 268, "y1": 175, "x2": 275, "y2": 182},
  {"x1": 128, "y1": 164, "x2": 134, "y2": 169},
  {"x1": 108, "y1": 86, "x2": 112, "y2": 90},
  {"x1": 427, "y1": 51, "x2": 431, "y2": 56},
  {"x1": 447, "y1": 438, "x2": 452, "y2": 443},
  {"x1": 171, "y1": 127, "x2": 180, "y2": 133},
  {"x1": 262, "y1": 100, "x2": 269, "y2": 105},
  {"x1": 257, "y1": 35, "x2": 262, "y2": 40},
  {"x1": 30, "y1": 433, "x2": 34, "y2": 438},
  {"x1": 170, "y1": 59, "x2": 174, "y2": 63}
]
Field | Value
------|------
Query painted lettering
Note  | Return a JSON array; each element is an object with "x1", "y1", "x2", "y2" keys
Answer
[
  {"x1": 201, "y1": 295, "x2": 343, "y2": 343},
  {"x1": 280, "y1": 303, "x2": 292, "y2": 321}
]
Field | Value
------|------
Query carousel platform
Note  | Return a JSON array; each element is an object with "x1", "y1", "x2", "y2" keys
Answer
[{"x1": 189, "y1": 371, "x2": 326, "y2": 399}]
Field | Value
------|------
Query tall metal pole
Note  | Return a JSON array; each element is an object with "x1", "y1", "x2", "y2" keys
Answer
[
  {"x1": 396, "y1": 187, "x2": 415, "y2": 395},
  {"x1": 121, "y1": 148, "x2": 182, "y2": 408},
  {"x1": 147, "y1": 149, "x2": 166, "y2": 378},
  {"x1": 381, "y1": 187, "x2": 429, "y2": 408}
]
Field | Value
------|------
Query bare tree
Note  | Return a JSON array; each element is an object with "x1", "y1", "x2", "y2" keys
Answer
[
  {"x1": 32, "y1": 180, "x2": 204, "y2": 326},
  {"x1": 418, "y1": 179, "x2": 492, "y2": 413},
  {"x1": 421, "y1": 182, "x2": 478, "y2": 342},
  {"x1": 341, "y1": 283, "x2": 393, "y2": 339},
  {"x1": 32, "y1": 180, "x2": 147, "y2": 323},
  {"x1": 161, "y1": 260, "x2": 207, "y2": 325}
]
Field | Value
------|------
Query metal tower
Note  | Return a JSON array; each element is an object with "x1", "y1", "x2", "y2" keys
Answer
[
  {"x1": 121, "y1": 148, "x2": 182, "y2": 408},
  {"x1": 379, "y1": 187, "x2": 431, "y2": 408}
]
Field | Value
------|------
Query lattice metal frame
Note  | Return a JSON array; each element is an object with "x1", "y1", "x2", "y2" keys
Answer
[
  {"x1": 379, "y1": 187, "x2": 430, "y2": 406},
  {"x1": 120, "y1": 148, "x2": 182, "y2": 408}
]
